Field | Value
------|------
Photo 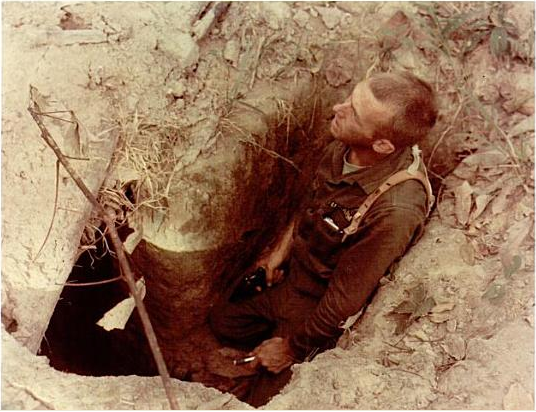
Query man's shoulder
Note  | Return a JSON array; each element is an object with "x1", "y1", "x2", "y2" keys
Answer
[{"x1": 372, "y1": 179, "x2": 428, "y2": 218}]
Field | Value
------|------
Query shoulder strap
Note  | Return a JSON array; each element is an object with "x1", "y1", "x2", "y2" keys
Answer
[{"x1": 341, "y1": 145, "x2": 434, "y2": 242}]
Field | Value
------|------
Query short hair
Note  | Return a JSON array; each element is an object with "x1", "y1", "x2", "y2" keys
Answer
[{"x1": 368, "y1": 71, "x2": 437, "y2": 147}]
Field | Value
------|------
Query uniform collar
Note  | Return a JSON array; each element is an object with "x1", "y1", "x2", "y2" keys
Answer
[{"x1": 328, "y1": 141, "x2": 412, "y2": 195}]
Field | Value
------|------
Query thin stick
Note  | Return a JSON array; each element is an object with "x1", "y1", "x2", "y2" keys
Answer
[
  {"x1": 390, "y1": 367, "x2": 426, "y2": 380},
  {"x1": 249, "y1": 35, "x2": 267, "y2": 89},
  {"x1": 427, "y1": 98, "x2": 464, "y2": 169},
  {"x1": 60, "y1": 275, "x2": 123, "y2": 287},
  {"x1": 32, "y1": 160, "x2": 60, "y2": 262},
  {"x1": 27, "y1": 89, "x2": 179, "y2": 410}
]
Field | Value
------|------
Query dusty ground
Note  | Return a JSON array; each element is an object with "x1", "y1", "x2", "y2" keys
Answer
[{"x1": 2, "y1": 1, "x2": 534, "y2": 410}]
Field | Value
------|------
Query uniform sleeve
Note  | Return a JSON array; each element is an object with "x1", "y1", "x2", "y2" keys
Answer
[{"x1": 289, "y1": 205, "x2": 425, "y2": 359}]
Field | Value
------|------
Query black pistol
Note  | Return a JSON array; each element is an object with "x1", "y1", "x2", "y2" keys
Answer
[{"x1": 230, "y1": 267, "x2": 267, "y2": 301}]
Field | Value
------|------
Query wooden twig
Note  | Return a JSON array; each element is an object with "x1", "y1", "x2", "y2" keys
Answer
[
  {"x1": 249, "y1": 35, "x2": 267, "y2": 89},
  {"x1": 427, "y1": 97, "x2": 464, "y2": 169},
  {"x1": 27, "y1": 86, "x2": 179, "y2": 410},
  {"x1": 32, "y1": 160, "x2": 60, "y2": 262},
  {"x1": 60, "y1": 275, "x2": 123, "y2": 287}
]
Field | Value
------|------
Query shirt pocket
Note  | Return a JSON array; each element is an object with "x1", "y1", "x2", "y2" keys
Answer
[{"x1": 306, "y1": 208, "x2": 344, "y2": 256}]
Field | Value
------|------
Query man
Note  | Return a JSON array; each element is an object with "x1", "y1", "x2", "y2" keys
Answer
[{"x1": 209, "y1": 71, "x2": 438, "y2": 406}]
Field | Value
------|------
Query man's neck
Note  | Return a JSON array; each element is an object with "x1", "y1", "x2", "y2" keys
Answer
[{"x1": 347, "y1": 146, "x2": 390, "y2": 167}]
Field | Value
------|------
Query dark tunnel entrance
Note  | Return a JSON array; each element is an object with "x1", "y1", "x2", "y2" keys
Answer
[
  {"x1": 38, "y1": 95, "x2": 336, "y2": 402},
  {"x1": 39, "y1": 230, "x2": 157, "y2": 377}
]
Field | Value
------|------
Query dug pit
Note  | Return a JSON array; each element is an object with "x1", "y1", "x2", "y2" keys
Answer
[
  {"x1": 3, "y1": 2, "x2": 533, "y2": 410},
  {"x1": 39, "y1": 70, "x2": 349, "y2": 399}
]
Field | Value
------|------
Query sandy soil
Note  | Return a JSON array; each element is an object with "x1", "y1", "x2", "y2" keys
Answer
[{"x1": 2, "y1": 1, "x2": 533, "y2": 409}]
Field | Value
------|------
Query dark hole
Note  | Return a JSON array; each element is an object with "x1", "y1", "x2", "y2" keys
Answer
[{"x1": 39, "y1": 226, "x2": 157, "y2": 376}]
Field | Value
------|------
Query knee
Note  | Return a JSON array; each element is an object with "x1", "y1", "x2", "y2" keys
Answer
[{"x1": 208, "y1": 301, "x2": 234, "y2": 342}]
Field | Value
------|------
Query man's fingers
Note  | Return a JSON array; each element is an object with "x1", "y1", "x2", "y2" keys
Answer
[
  {"x1": 265, "y1": 267, "x2": 276, "y2": 287},
  {"x1": 266, "y1": 268, "x2": 284, "y2": 287},
  {"x1": 273, "y1": 269, "x2": 284, "y2": 284}
]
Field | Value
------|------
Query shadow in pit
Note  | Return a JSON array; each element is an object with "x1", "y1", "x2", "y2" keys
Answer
[{"x1": 39, "y1": 228, "x2": 259, "y2": 399}]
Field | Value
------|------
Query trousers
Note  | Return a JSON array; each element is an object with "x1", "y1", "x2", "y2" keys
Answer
[{"x1": 209, "y1": 257, "x2": 328, "y2": 406}]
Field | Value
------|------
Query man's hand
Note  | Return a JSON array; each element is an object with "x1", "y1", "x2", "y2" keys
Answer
[
  {"x1": 255, "y1": 253, "x2": 285, "y2": 287},
  {"x1": 250, "y1": 337, "x2": 296, "y2": 374},
  {"x1": 255, "y1": 220, "x2": 296, "y2": 287}
]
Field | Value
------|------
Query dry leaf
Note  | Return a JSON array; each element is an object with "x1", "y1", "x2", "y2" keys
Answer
[
  {"x1": 431, "y1": 302, "x2": 455, "y2": 313},
  {"x1": 460, "y1": 240, "x2": 476, "y2": 266},
  {"x1": 410, "y1": 329, "x2": 429, "y2": 341},
  {"x1": 503, "y1": 383, "x2": 534, "y2": 410},
  {"x1": 415, "y1": 296, "x2": 436, "y2": 318},
  {"x1": 446, "y1": 319, "x2": 457, "y2": 333},
  {"x1": 509, "y1": 114, "x2": 535, "y2": 138},
  {"x1": 483, "y1": 282, "x2": 505, "y2": 303},
  {"x1": 500, "y1": 217, "x2": 532, "y2": 269},
  {"x1": 389, "y1": 283, "x2": 435, "y2": 334},
  {"x1": 97, "y1": 278, "x2": 145, "y2": 331},
  {"x1": 462, "y1": 150, "x2": 508, "y2": 167},
  {"x1": 64, "y1": 111, "x2": 81, "y2": 157},
  {"x1": 503, "y1": 255, "x2": 522, "y2": 278},
  {"x1": 491, "y1": 188, "x2": 512, "y2": 215},
  {"x1": 441, "y1": 334, "x2": 466, "y2": 360},
  {"x1": 29, "y1": 85, "x2": 52, "y2": 111},
  {"x1": 453, "y1": 181, "x2": 473, "y2": 226},
  {"x1": 470, "y1": 194, "x2": 494, "y2": 223},
  {"x1": 429, "y1": 312, "x2": 451, "y2": 323}
]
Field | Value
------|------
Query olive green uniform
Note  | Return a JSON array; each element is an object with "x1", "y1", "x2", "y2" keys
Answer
[{"x1": 210, "y1": 141, "x2": 428, "y2": 405}]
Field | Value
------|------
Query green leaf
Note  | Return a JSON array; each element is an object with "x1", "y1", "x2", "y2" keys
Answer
[
  {"x1": 503, "y1": 255, "x2": 522, "y2": 278},
  {"x1": 490, "y1": 26, "x2": 509, "y2": 58}
]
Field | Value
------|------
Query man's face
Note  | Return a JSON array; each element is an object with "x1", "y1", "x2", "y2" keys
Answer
[{"x1": 330, "y1": 79, "x2": 392, "y2": 147}]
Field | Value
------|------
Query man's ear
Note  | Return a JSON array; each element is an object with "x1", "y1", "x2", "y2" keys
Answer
[{"x1": 372, "y1": 139, "x2": 395, "y2": 154}]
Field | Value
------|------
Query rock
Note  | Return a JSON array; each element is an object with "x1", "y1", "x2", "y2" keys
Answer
[
  {"x1": 293, "y1": 9, "x2": 310, "y2": 28},
  {"x1": 315, "y1": 6, "x2": 346, "y2": 30},
  {"x1": 325, "y1": 57, "x2": 354, "y2": 87},
  {"x1": 503, "y1": 383, "x2": 534, "y2": 410},
  {"x1": 308, "y1": 6, "x2": 319, "y2": 17},
  {"x1": 174, "y1": 98, "x2": 185, "y2": 110},
  {"x1": 259, "y1": 2, "x2": 291, "y2": 30},
  {"x1": 223, "y1": 39, "x2": 240, "y2": 65},
  {"x1": 167, "y1": 79, "x2": 187, "y2": 98},
  {"x1": 158, "y1": 32, "x2": 199, "y2": 68}
]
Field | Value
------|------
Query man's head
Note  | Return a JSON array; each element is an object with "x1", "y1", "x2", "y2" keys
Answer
[{"x1": 330, "y1": 71, "x2": 437, "y2": 154}]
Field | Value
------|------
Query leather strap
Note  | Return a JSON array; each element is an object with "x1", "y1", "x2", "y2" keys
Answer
[{"x1": 341, "y1": 145, "x2": 434, "y2": 242}]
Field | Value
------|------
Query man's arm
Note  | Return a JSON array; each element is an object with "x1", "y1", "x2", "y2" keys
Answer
[
  {"x1": 256, "y1": 219, "x2": 296, "y2": 286},
  {"x1": 289, "y1": 205, "x2": 425, "y2": 359}
]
